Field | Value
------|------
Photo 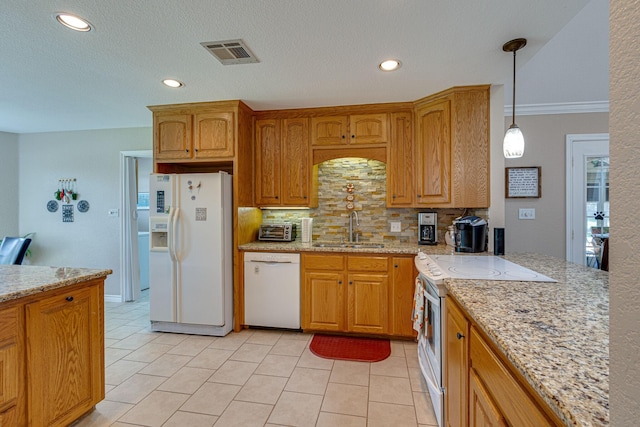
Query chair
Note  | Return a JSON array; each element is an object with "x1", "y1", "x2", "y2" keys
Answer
[{"x1": 0, "y1": 237, "x2": 32, "y2": 265}]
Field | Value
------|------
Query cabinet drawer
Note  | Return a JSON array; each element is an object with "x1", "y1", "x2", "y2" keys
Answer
[
  {"x1": 347, "y1": 256, "x2": 388, "y2": 272},
  {"x1": 0, "y1": 308, "x2": 17, "y2": 342},
  {"x1": 470, "y1": 327, "x2": 553, "y2": 427},
  {"x1": 304, "y1": 254, "x2": 345, "y2": 271}
]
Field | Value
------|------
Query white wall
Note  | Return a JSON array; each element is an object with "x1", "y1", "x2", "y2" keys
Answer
[
  {"x1": 503, "y1": 112, "x2": 608, "y2": 258},
  {"x1": 610, "y1": 0, "x2": 640, "y2": 424},
  {"x1": 0, "y1": 132, "x2": 20, "y2": 238},
  {"x1": 18, "y1": 127, "x2": 152, "y2": 296}
]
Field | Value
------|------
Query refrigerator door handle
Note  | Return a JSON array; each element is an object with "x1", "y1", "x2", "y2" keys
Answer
[
  {"x1": 168, "y1": 207, "x2": 177, "y2": 262},
  {"x1": 172, "y1": 207, "x2": 181, "y2": 262}
]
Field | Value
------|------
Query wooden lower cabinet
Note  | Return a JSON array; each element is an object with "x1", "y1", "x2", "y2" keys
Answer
[
  {"x1": 302, "y1": 253, "x2": 415, "y2": 338},
  {"x1": 0, "y1": 278, "x2": 105, "y2": 427},
  {"x1": 445, "y1": 297, "x2": 562, "y2": 427}
]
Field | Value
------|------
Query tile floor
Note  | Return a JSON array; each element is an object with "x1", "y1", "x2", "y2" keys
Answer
[{"x1": 75, "y1": 291, "x2": 438, "y2": 427}]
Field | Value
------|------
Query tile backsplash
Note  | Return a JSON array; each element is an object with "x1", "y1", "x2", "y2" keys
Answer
[{"x1": 262, "y1": 158, "x2": 486, "y2": 243}]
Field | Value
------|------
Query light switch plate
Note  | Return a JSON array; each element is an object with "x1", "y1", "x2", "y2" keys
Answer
[
  {"x1": 519, "y1": 208, "x2": 535, "y2": 220},
  {"x1": 108, "y1": 209, "x2": 119, "y2": 217},
  {"x1": 390, "y1": 221, "x2": 401, "y2": 232}
]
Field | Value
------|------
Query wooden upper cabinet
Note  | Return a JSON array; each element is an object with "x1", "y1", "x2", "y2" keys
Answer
[
  {"x1": 415, "y1": 98, "x2": 451, "y2": 206},
  {"x1": 282, "y1": 118, "x2": 313, "y2": 206},
  {"x1": 311, "y1": 113, "x2": 388, "y2": 146},
  {"x1": 255, "y1": 119, "x2": 282, "y2": 206},
  {"x1": 387, "y1": 111, "x2": 414, "y2": 206},
  {"x1": 255, "y1": 117, "x2": 316, "y2": 207},
  {"x1": 154, "y1": 113, "x2": 192, "y2": 160},
  {"x1": 413, "y1": 86, "x2": 490, "y2": 208},
  {"x1": 194, "y1": 111, "x2": 234, "y2": 158}
]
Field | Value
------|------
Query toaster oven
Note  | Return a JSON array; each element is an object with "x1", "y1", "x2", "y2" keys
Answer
[{"x1": 258, "y1": 224, "x2": 297, "y2": 242}]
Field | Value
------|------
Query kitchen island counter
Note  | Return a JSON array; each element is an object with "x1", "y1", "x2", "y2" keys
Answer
[
  {"x1": 0, "y1": 264, "x2": 112, "y2": 303},
  {"x1": 446, "y1": 253, "x2": 608, "y2": 426}
]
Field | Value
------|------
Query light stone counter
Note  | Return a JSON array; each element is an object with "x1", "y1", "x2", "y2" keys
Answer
[
  {"x1": 238, "y1": 240, "x2": 459, "y2": 255},
  {"x1": 0, "y1": 265, "x2": 113, "y2": 303},
  {"x1": 445, "y1": 253, "x2": 608, "y2": 427}
]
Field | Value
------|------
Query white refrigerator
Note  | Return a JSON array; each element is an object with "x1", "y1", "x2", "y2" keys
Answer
[{"x1": 149, "y1": 172, "x2": 233, "y2": 336}]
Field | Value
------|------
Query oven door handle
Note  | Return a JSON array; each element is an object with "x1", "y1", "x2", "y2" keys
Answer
[{"x1": 424, "y1": 291, "x2": 440, "y2": 308}]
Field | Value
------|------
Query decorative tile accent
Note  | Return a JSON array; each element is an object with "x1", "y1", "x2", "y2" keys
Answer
[{"x1": 262, "y1": 158, "x2": 486, "y2": 243}]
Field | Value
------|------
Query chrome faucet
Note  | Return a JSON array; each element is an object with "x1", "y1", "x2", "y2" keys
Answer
[{"x1": 348, "y1": 210, "x2": 360, "y2": 243}]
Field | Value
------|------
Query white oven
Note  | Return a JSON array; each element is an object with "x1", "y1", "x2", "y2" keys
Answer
[{"x1": 415, "y1": 267, "x2": 446, "y2": 427}]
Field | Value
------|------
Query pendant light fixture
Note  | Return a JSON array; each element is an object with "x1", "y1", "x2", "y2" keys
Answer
[{"x1": 502, "y1": 38, "x2": 527, "y2": 158}]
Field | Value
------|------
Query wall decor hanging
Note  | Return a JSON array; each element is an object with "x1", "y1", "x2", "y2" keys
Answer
[
  {"x1": 55, "y1": 178, "x2": 79, "y2": 202},
  {"x1": 46, "y1": 200, "x2": 59, "y2": 213},
  {"x1": 62, "y1": 204, "x2": 74, "y2": 222},
  {"x1": 345, "y1": 183, "x2": 356, "y2": 210},
  {"x1": 47, "y1": 178, "x2": 90, "y2": 221},
  {"x1": 77, "y1": 200, "x2": 90, "y2": 213},
  {"x1": 505, "y1": 167, "x2": 541, "y2": 198}
]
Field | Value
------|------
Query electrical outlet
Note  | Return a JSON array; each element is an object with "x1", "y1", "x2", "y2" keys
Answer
[
  {"x1": 518, "y1": 208, "x2": 535, "y2": 220},
  {"x1": 390, "y1": 221, "x2": 402, "y2": 232},
  {"x1": 108, "y1": 209, "x2": 119, "y2": 217}
]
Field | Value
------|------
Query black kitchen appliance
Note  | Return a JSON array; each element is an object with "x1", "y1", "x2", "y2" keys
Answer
[
  {"x1": 418, "y1": 212, "x2": 438, "y2": 245},
  {"x1": 454, "y1": 216, "x2": 487, "y2": 253}
]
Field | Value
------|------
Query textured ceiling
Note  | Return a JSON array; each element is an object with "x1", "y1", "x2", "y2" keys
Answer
[{"x1": 0, "y1": 0, "x2": 607, "y2": 134}]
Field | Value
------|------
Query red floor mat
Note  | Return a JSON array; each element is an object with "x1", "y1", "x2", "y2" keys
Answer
[{"x1": 309, "y1": 334, "x2": 391, "y2": 362}]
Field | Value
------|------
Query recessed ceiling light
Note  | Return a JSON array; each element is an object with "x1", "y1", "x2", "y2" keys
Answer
[
  {"x1": 379, "y1": 59, "x2": 401, "y2": 72},
  {"x1": 55, "y1": 13, "x2": 92, "y2": 32},
  {"x1": 162, "y1": 79, "x2": 184, "y2": 88}
]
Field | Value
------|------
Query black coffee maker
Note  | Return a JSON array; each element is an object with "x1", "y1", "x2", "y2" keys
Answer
[
  {"x1": 418, "y1": 212, "x2": 437, "y2": 245},
  {"x1": 454, "y1": 216, "x2": 488, "y2": 253}
]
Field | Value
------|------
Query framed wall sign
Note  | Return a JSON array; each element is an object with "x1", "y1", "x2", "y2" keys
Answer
[{"x1": 505, "y1": 166, "x2": 541, "y2": 198}]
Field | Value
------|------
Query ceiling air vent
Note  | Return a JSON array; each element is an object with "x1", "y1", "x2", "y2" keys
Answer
[{"x1": 200, "y1": 39, "x2": 259, "y2": 65}]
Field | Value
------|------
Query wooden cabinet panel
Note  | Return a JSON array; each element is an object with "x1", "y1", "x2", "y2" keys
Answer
[
  {"x1": 390, "y1": 257, "x2": 416, "y2": 338},
  {"x1": 255, "y1": 119, "x2": 282, "y2": 205},
  {"x1": 387, "y1": 112, "x2": 414, "y2": 206},
  {"x1": 445, "y1": 299, "x2": 469, "y2": 427},
  {"x1": 415, "y1": 98, "x2": 451, "y2": 205},
  {"x1": 282, "y1": 118, "x2": 312, "y2": 206},
  {"x1": 347, "y1": 256, "x2": 388, "y2": 272},
  {"x1": 304, "y1": 271, "x2": 345, "y2": 331},
  {"x1": 0, "y1": 343, "x2": 18, "y2": 410},
  {"x1": 349, "y1": 113, "x2": 388, "y2": 144},
  {"x1": 469, "y1": 327, "x2": 554, "y2": 427},
  {"x1": 311, "y1": 116, "x2": 348, "y2": 146},
  {"x1": 0, "y1": 306, "x2": 20, "y2": 418},
  {"x1": 469, "y1": 369, "x2": 508, "y2": 427},
  {"x1": 154, "y1": 113, "x2": 192, "y2": 160},
  {"x1": 347, "y1": 273, "x2": 388, "y2": 334},
  {"x1": 194, "y1": 111, "x2": 234, "y2": 158},
  {"x1": 0, "y1": 406, "x2": 16, "y2": 426},
  {"x1": 26, "y1": 283, "x2": 103, "y2": 427}
]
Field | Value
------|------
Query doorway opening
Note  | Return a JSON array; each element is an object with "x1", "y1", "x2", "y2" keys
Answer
[
  {"x1": 120, "y1": 150, "x2": 152, "y2": 302},
  {"x1": 565, "y1": 134, "x2": 609, "y2": 267}
]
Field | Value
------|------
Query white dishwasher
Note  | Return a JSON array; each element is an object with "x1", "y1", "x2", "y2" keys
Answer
[{"x1": 244, "y1": 252, "x2": 301, "y2": 329}]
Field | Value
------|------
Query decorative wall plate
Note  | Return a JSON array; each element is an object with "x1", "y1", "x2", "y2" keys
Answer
[
  {"x1": 346, "y1": 202, "x2": 354, "y2": 210},
  {"x1": 47, "y1": 200, "x2": 58, "y2": 213},
  {"x1": 346, "y1": 194, "x2": 355, "y2": 201},
  {"x1": 77, "y1": 200, "x2": 90, "y2": 213}
]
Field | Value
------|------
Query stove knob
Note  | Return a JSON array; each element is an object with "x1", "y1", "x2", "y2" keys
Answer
[{"x1": 432, "y1": 270, "x2": 442, "y2": 276}]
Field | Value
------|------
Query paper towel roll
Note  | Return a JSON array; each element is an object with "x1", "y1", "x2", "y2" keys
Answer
[{"x1": 301, "y1": 218, "x2": 313, "y2": 243}]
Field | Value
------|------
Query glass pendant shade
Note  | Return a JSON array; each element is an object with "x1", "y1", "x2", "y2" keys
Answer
[{"x1": 503, "y1": 124, "x2": 525, "y2": 158}]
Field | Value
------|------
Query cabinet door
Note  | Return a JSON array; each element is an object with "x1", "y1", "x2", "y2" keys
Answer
[
  {"x1": 445, "y1": 299, "x2": 469, "y2": 427},
  {"x1": 469, "y1": 369, "x2": 508, "y2": 427},
  {"x1": 255, "y1": 119, "x2": 282, "y2": 206},
  {"x1": 154, "y1": 113, "x2": 192, "y2": 160},
  {"x1": 347, "y1": 273, "x2": 388, "y2": 334},
  {"x1": 390, "y1": 257, "x2": 416, "y2": 338},
  {"x1": 349, "y1": 113, "x2": 389, "y2": 144},
  {"x1": 26, "y1": 284, "x2": 103, "y2": 427},
  {"x1": 415, "y1": 98, "x2": 451, "y2": 205},
  {"x1": 311, "y1": 116, "x2": 348, "y2": 146},
  {"x1": 282, "y1": 118, "x2": 311, "y2": 206},
  {"x1": 304, "y1": 271, "x2": 346, "y2": 331},
  {"x1": 387, "y1": 112, "x2": 414, "y2": 206},
  {"x1": 194, "y1": 111, "x2": 234, "y2": 158},
  {"x1": 0, "y1": 307, "x2": 19, "y2": 414}
]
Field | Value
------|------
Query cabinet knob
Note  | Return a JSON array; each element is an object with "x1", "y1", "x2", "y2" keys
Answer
[
  {"x1": 338, "y1": 280, "x2": 342, "y2": 284},
  {"x1": 66, "y1": 296, "x2": 74, "y2": 302},
  {"x1": 457, "y1": 332, "x2": 465, "y2": 340},
  {"x1": 341, "y1": 135, "x2": 346, "y2": 139},
  {"x1": 185, "y1": 149, "x2": 189, "y2": 153},
  {"x1": 351, "y1": 134, "x2": 355, "y2": 139},
  {"x1": 349, "y1": 281, "x2": 353, "y2": 285},
  {"x1": 194, "y1": 148, "x2": 198, "y2": 153},
  {"x1": 275, "y1": 195, "x2": 279, "y2": 199},
  {"x1": 392, "y1": 194, "x2": 396, "y2": 199},
  {"x1": 417, "y1": 195, "x2": 421, "y2": 198},
  {"x1": 394, "y1": 264, "x2": 398, "y2": 268},
  {"x1": 303, "y1": 195, "x2": 307, "y2": 199}
]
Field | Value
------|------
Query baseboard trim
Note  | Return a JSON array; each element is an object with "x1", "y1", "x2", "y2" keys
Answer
[{"x1": 104, "y1": 294, "x2": 123, "y2": 303}]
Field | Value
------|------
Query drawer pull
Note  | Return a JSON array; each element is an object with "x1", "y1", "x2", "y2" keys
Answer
[
  {"x1": 66, "y1": 296, "x2": 74, "y2": 302},
  {"x1": 338, "y1": 280, "x2": 342, "y2": 284},
  {"x1": 457, "y1": 332, "x2": 465, "y2": 340}
]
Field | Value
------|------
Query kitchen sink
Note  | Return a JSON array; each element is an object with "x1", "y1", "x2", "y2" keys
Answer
[{"x1": 312, "y1": 242, "x2": 384, "y2": 249}]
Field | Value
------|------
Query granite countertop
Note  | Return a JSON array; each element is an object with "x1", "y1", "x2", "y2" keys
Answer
[
  {"x1": 0, "y1": 265, "x2": 112, "y2": 303},
  {"x1": 443, "y1": 253, "x2": 608, "y2": 427},
  {"x1": 238, "y1": 240, "x2": 460, "y2": 255}
]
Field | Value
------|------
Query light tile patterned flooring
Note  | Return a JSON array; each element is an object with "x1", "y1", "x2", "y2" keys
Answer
[{"x1": 75, "y1": 291, "x2": 438, "y2": 426}]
